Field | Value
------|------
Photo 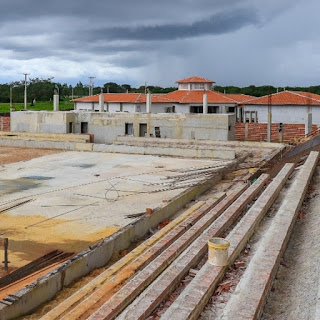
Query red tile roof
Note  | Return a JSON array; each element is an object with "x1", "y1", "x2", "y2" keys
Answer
[
  {"x1": 74, "y1": 90, "x2": 237, "y2": 105},
  {"x1": 226, "y1": 94, "x2": 254, "y2": 102},
  {"x1": 165, "y1": 90, "x2": 236, "y2": 104},
  {"x1": 73, "y1": 93, "x2": 144, "y2": 103},
  {"x1": 243, "y1": 91, "x2": 320, "y2": 105},
  {"x1": 176, "y1": 76, "x2": 216, "y2": 84}
]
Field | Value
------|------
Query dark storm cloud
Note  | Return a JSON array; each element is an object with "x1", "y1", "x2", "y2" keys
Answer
[
  {"x1": 0, "y1": 0, "x2": 318, "y2": 87},
  {"x1": 89, "y1": 7, "x2": 259, "y2": 41},
  {"x1": 0, "y1": 0, "x2": 241, "y2": 22}
]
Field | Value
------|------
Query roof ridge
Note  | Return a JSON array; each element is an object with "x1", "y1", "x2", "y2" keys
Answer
[
  {"x1": 209, "y1": 90, "x2": 238, "y2": 103},
  {"x1": 287, "y1": 90, "x2": 320, "y2": 103},
  {"x1": 180, "y1": 90, "x2": 191, "y2": 103},
  {"x1": 240, "y1": 90, "x2": 285, "y2": 104},
  {"x1": 135, "y1": 92, "x2": 143, "y2": 103}
]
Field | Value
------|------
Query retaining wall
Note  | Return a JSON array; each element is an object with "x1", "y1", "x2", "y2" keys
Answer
[{"x1": 0, "y1": 138, "x2": 236, "y2": 159}]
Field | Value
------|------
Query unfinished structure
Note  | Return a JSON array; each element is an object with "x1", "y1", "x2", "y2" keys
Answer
[{"x1": 10, "y1": 111, "x2": 236, "y2": 143}]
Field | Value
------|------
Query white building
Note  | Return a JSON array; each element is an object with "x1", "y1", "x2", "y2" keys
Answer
[
  {"x1": 240, "y1": 90, "x2": 320, "y2": 124},
  {"x1": 73, "y1": 76, "x2": 247, "y2": 115}
]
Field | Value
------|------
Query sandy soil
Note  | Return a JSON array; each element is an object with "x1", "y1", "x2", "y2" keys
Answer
[
  {"x1": 0, "y1": 146, "x2": 61, "y2": 166},
  {"x1": 0, "y1": 213, "x2": 119, "y2": 273}
]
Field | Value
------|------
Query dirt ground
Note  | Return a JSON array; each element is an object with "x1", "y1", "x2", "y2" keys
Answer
[{"x1": 0, "y1": 146, "x2": 61, "y2": 166}]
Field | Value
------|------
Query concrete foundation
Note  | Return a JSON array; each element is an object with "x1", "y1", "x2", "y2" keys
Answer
[{"x1": 0, "y1": 157, "x2": 230, "y2": 320}]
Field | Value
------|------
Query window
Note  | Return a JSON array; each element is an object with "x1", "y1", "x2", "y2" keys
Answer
[
  {"x1": 179, "y1": 84, "x2": 188, "y2": 90},
  {"x1": 191, "y1": 83, "x2": 205, "y2": 90},
  {"x1": 155, "y1": 127, "x2": 161, "y2": 138},
  {"x1": 208, "y1": 106, "x2": 219, "y2": 114},
  {"x1": 227, "y1": 106, "x2": 235, "y2": 113},
  {"x1": 190, "y1": 106, "x2": 203, "y2": 113}
]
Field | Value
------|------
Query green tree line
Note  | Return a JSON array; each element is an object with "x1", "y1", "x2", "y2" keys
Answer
[{"x1": 1, "y1": 78, "x2": 320, "y2": 103}]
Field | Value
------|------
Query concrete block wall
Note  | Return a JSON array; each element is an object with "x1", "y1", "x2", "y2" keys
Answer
[
  {"x1": 235, "y1": 122, "x2": 318, "y2": 142},
  {"x1": 10, "y1": 111, "x2": 236, "y2": 144},
  {"x1": 0, "y1": 114, "x2": 10, "y2": 131}
]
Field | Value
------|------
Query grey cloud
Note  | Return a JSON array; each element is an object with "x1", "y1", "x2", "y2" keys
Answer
[{"x1": 84, "y1": 7, "x2": 259, "y2": 42}]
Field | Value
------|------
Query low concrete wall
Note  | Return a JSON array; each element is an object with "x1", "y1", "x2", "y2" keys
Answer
[
  {"x1": 0, "y1": 131, "x2": 91, "y2": 143},
  {"x1": 0, "y1": 170, "x2": 229, "y2": 320},
  {"x1": 0, "y1": 138, "x2": 234, "y2": 159},
  {"x1": 93, "y1": 144, "x2": 235, "y2": 159},
  {"x1": 115, "y1": 136, "x2": 283, "y2": 150},
  {"x1": 10, "y1": 111, "x2": 236, "y2": 144}
]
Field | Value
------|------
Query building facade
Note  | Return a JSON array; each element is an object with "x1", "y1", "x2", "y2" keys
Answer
[{"x1": 73, "y1": 76, "x2": 245, "y2": 115}]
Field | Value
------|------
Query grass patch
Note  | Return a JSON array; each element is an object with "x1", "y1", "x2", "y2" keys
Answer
[{"x1": 0, "y1": 101, "x2": 74, "y2": 113}]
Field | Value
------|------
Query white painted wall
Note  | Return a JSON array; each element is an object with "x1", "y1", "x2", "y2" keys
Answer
[
  {"x1": 243, "y1": 105, "x2": 320, "y2": 124},
  {"x1": 75, "y1": 102, "x2": 94, "y2": 111}
]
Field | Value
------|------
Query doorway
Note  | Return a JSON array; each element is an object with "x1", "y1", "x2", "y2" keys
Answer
[
  {"x1": 139, "y1": 123, "x2": 148, "y2": 137},
  {"x1": 81, "y1": 122, "x2": 88, "y2": 134},
  {"x1": 125, "y1": 123, "x2": 134, "y2": 135}
]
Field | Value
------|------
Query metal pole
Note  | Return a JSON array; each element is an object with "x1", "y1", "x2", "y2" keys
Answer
[
  {"x1": 3, "y1": 238, "x2": 8, "y2": 272},
  {"x1": 23, "y1": 73, "x2": 30, "y2": 111}
]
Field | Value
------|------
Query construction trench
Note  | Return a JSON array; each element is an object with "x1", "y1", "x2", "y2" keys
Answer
[{"x1": 0, "y1": 136, "x2": 319, "y2": 319}]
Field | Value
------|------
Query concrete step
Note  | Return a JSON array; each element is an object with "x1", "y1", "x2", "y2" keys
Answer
[
  {"x1": 88, "y1": 174, "x2": 269, "y2": 320},
  {"x1": 119, "y1": 163, "x2": 294, "y2": 320},
  {"x1": 221, "y1": 151, "x2": 319, "y2": 320}
]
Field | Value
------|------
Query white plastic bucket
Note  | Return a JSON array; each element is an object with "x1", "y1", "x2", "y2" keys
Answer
[{"x1": 208, "y1": 237, "x2": 230, "y2": 266}]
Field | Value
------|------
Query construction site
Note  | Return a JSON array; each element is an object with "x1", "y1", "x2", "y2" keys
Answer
[{"x1": 0, "y1": 112, "x2": 320, "y2": 320}]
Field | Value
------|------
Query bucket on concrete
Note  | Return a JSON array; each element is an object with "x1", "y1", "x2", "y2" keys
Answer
[{"x1": 208, "y1": 237, "x2": 230, "y2": 266}]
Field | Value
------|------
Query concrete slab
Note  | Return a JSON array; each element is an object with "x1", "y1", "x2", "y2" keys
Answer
[{"x1": 0, "y1": 151, "x2": 231, "y2": 270}]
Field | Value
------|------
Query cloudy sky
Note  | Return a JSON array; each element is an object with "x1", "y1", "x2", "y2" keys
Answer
[{"x1": 1, "y1": 0, "x2": 319, "y2": 88}]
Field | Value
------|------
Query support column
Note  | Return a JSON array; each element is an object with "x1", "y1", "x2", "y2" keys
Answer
[
  {"x1": 305, "y1": 106, "x2": 312, "y2": 135},
  {"x1": 53, "y1": 94, "x2": 59, "y2": 111},
  {"x1": 267, "y1": 105, "x2": 272, "y2": 142},
  {"x1": 146, "y1": 92, "x2": 152, "y2": 113},
  {"x1": 99, "y1": 92, "x2": 104, "y2": 112},
  {"x1": 203, "y1": 92, "x2": 208, "y2": 114}
]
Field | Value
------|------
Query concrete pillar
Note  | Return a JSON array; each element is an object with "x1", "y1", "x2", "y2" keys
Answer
[
  {"x1": 305, "y1": 106, "x2": 312, "y2": 135},
  {"x1": 99, "y1": 93, "x2": 104, "y2": 112},
  {"x1": 53, "y1": 94, "x2": 59, "y2": 111},
  {"x1": 245, "y1": 122, "x2": 248, "y2": 141},
  {"x1": 267, "y1": 105, "x2": 272, "y2": 142},
  {"x1": 203, "y1": 93, "x2": 208, "y2": 114},
  {"x1": 146, "y1": 92, "x2": 152, "y2": 113}
]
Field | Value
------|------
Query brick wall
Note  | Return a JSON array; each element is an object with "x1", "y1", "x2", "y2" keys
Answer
[
  {"x1": 0, "y1": 114, "x2": 10, "y2": 132},
  {"x1": 235, "y1": 122, "x2": 318, "y2": 142}
]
